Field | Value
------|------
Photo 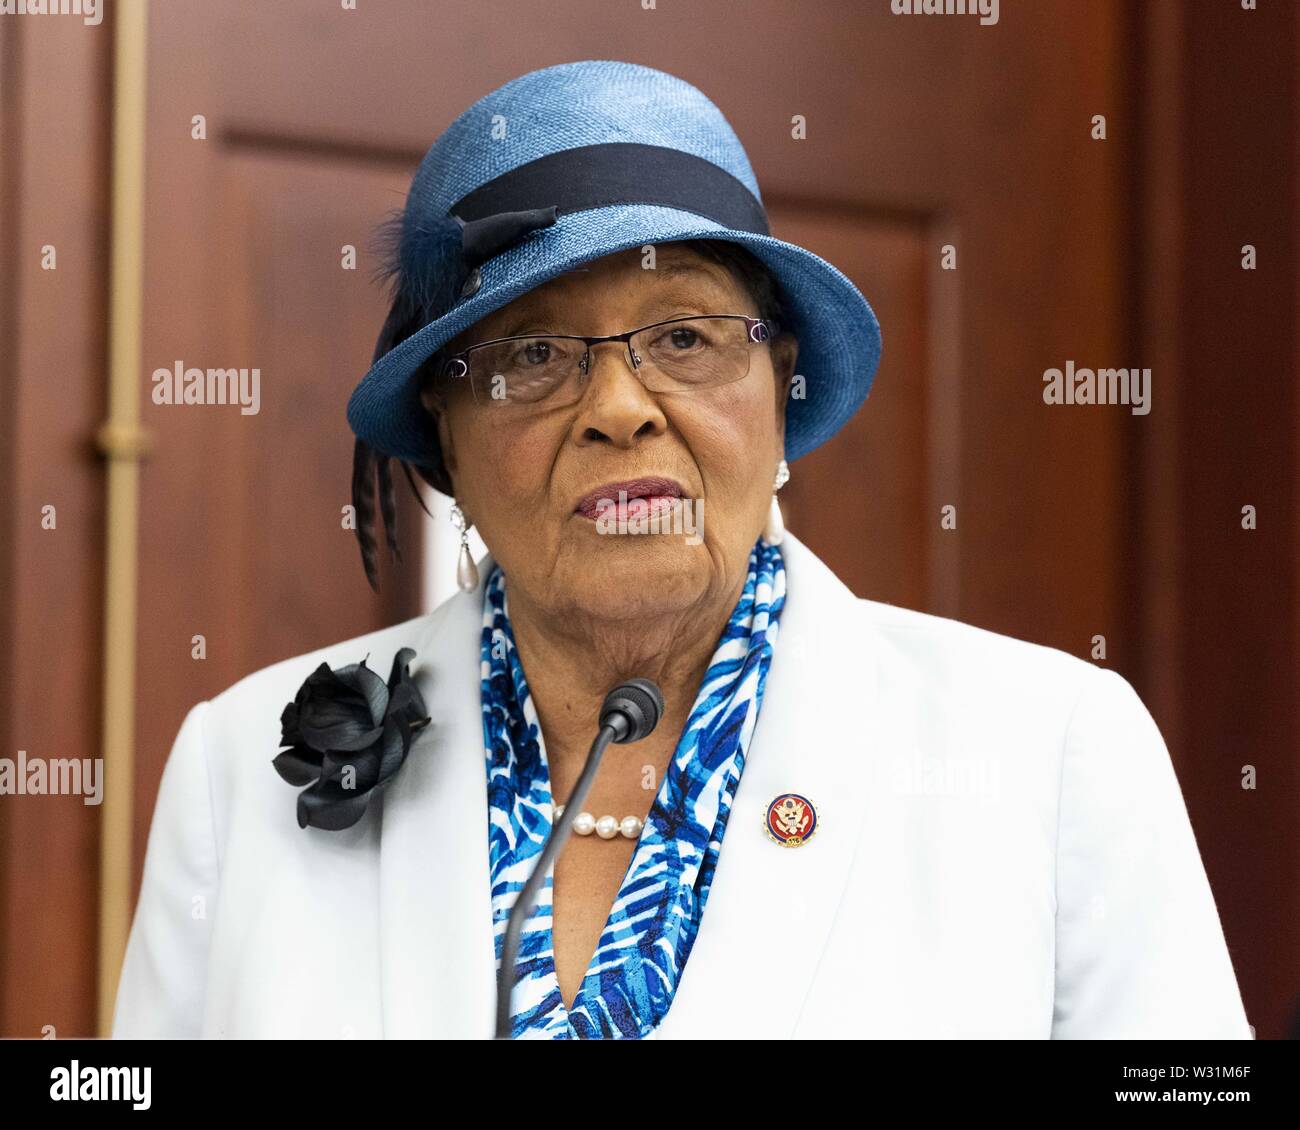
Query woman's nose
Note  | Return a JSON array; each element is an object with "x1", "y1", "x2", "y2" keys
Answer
[{"x1": 570, "y1": 341, "x2": 667, "y2": 448}]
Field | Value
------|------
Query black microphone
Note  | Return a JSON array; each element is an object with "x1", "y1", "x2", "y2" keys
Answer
[
  {"x1": 597, "y1": 678, "x2": 664, "y2": 743},
  {"x1": 494, "y1": 678, "x2": 664, "y2": 1039}
]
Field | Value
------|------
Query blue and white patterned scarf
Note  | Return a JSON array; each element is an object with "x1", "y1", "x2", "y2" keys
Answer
[{"x1": 481, "y1": 537, "x2": 787, "y2": 1039}]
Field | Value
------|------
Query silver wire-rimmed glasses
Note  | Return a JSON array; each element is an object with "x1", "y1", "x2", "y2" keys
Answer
[{"x1": 438, "y1": 314, "x2": 781, "y2": 408}]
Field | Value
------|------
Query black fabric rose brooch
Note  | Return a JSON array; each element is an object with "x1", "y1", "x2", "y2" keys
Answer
[{"x1": 273, "y1": 647, "x2": 430, "y2": 831}]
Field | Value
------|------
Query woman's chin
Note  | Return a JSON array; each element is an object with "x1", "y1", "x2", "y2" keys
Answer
[{"x1": 552, "y1": 529, "x2": 715, "y2": 618}]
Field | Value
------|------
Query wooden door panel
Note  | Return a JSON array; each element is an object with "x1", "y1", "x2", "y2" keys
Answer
[
  {"x1": 772, "y1": 209, "x2": 931, "y2": 613},
  {"x1": 132, "y1": 152, "x2": 421, "y2": 888}
]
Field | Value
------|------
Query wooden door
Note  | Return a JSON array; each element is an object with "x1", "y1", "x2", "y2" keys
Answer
[{"x1": 2, "y1": 0, "x2": 1294, "y2": 1039}]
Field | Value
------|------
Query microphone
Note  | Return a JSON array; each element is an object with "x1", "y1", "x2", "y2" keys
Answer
[
  {"x1": 494, "y1": 678, "x2": 664, "y2": 1039},
  {"x1": 598, "y1": 678, "x2": 664, "y2": 743}
]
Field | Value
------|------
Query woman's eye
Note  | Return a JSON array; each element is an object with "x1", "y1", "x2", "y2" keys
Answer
[{"x1": 662, "y1": 327, "x2": 701, "y2": 350}]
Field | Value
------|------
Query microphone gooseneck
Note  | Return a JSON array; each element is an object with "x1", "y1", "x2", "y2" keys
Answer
[{"x1": 494, "y1": 678, "x2": 664, "y2": 1039}]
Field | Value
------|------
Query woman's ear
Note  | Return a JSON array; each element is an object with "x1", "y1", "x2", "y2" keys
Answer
[
  {"x1": 420, "y1": 381, "x2": 459, "y2": 484},
  {"x1": 435, "y1": 410, "x2": 458, "y2": 485}
]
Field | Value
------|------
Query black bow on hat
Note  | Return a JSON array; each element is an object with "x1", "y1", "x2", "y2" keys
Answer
[
  {"x1": 456, "y1": 205, "x2": 559, "y2": 285},
  {"x1": 378, "y1": 203, "x2": 558, "y2": 328}
]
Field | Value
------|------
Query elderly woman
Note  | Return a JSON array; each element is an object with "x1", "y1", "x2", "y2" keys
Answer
[{"x1": 113, "y1": 61, "x2": 1250, "y2": 1040}]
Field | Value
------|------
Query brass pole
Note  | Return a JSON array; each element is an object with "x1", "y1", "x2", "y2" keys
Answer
[{"x1": 96, "y1": 0, "x2": 150, "y2": 1037}]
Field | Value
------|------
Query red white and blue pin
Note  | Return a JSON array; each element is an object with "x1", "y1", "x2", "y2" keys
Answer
[{"x1": 764, "y1": 793, "x2": 818, "y2": 847}]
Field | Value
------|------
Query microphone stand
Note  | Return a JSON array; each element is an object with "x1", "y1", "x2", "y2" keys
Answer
[{"x1": 493, "y1": 717, "x2": 625, "y2": 1040}]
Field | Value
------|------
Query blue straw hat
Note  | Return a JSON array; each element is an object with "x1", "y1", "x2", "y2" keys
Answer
[{"x1": 348, "y1": 59, "x2": 881, "y2": 473}]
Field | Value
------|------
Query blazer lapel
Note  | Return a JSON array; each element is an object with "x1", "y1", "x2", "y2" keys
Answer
[
  {"x1": 378, "y1": 559, "x2": 499, "y2": 1038},
  {"x1": 654, "y1": 532, "x2": 882, "y2": 1039}
]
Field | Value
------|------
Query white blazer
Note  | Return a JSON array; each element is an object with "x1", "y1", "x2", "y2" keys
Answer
[{"x1": 112, "y1": 532, "x2": 1251, "y2": 1039}]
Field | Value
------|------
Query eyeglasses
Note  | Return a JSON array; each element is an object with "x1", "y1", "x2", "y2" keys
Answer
[{"x1": 438, "y1": 314, "x2": 780, "y2": 409}]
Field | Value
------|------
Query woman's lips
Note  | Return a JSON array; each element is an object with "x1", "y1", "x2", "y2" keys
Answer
[{"x1": 575, "y1": 476, "x2": 685, "y2": 521}]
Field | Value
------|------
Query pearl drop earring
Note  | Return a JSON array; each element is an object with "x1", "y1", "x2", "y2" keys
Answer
[
  {"x1": 450, "y1": 502, "x2": 480, "y2": 592},
  {"x1": 762, "y1": 459, "x2": 790, "y2": 546}
]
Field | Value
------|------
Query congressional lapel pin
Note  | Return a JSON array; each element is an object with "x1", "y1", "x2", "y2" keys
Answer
[{"x1": 764, "y1": 793, "x2": 818, "y2": 847}]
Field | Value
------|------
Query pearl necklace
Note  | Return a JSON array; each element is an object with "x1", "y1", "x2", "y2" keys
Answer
[{"x1": 554, "y1": 803, "x2": 644, "y2": 840}]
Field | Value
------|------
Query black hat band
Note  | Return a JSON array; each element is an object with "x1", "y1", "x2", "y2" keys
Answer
[{"x1": 449, "y1": 142, "x2": 771, "y2": 239}]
